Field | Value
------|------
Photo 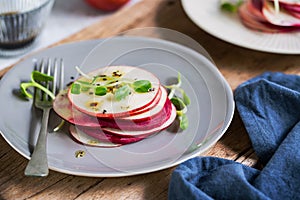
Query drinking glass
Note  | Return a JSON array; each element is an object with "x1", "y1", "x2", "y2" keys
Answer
[{"x1": 0, "y1": 0, "x2": 55, "y2": 56}]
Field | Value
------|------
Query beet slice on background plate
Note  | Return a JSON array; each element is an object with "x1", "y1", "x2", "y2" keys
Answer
[{"x1": 238, "y1": 0, "x2": 300, "y2": 32}]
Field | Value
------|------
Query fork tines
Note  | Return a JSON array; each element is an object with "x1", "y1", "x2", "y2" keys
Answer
[{"x1": 36, "y1": 58, "x2": 64, "y2": 98}]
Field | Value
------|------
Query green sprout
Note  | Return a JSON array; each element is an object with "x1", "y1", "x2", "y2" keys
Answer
[
  {"x1": 220, "y1": 0, "x2": 243, "y2": 12},
  {"x1": 165, "y1": 73, "x2": 191, "y2": 130},
  {"x1": 20, "y1": 71, "x2": 55, "y2": 99},
  {"x1": 72, "y1": 67, "x2": 190, "y2": 130},
  {"x1": 71, "y1": 67, "x2": 152, "y2": 101}
]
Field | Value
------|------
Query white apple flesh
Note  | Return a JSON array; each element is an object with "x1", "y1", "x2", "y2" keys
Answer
[{"x1": 68, "y1": 66, "x2": 160, "y2": 118}]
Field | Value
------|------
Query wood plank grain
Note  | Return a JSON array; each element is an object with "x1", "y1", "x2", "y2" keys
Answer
[{"x1": 74, "y1": 170, "x2": 172, "y2": 200}]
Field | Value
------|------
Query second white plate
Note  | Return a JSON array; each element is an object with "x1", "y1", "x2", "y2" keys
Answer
[{"x1": 181, "y1": 0, "x2": 300, "y2": 54}]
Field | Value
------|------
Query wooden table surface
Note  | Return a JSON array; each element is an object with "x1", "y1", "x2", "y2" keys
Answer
[{"x1": 1, "y1": 0, "x2": 300, "y2": 199}]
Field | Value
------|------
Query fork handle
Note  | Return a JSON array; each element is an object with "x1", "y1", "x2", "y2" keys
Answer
[{"x1": 24, "y1": 108, "x2": 50, "y2": 177}]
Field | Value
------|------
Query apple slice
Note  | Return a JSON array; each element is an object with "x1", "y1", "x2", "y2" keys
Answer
[
  {"x1": 239, "y1": 1, "x2": 280, "y2": 33},
  {"x1": 69, "y1": 125, "x2": 121, "y2": 147},
  {"x1": 68, "y1": 66, "x2": 160, "y2": 118},
  {"x1": 239, "y1": 1, "x2": 282, "y2": 33},
  {"x1": 238, "y1": 0, "x2": 299, "y2": 32},
  {"x1": 54, "y1": 89, "x2": 100, "y2": 127},
  {"x1": 54, "y1": 87, "x2": 161, "y2": 126},
  {"x1": 102, "y1": 91, "x2": 172, "y2": 131},
  {"x1": 262, "y1": 0, "x2": 300, "y2": 27},
  {"x1": 53, "y1": 86, "x2": 169, "y2": 130},
  {"x1": 68, "y1": 96, "x2": 177, "y2": 147},
  {"x1": 69, "y1": 125, "x2": 143, "y2": 146},
  {"x1": 114, "y1": 86, "x2": 168, "y2": 122}
]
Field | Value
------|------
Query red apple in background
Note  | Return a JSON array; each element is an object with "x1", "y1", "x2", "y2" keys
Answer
[{"x1": 85, "y1": 0, "x2": 130, "y2": 11}]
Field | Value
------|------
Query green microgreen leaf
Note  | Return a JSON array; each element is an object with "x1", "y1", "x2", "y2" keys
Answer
[
  {"x1": 32, "y1": 71, "x2": 54, "y2": 82},
  {"x1": 177, "y1": 72, "x2": 182, "y2": 86},
  {"x1": 132, "y1": 80, "x2": 152, "y2": 93},
  {"x1": 71, "y1": 83, "x2": 81, "y2": 94},
  {"x1": 179, "y1": 114, "x2": 189, "y2": 130},
  {"x1": 75, "y1": 66, "x2": 93, "y2": 79},
  {"x1": 220, "y1": 0, "x2": 243, "y2": 12},
  {"x1": 115, "y1": 85, "x2": 131, "y2": 101},
  {"x1": 181, "y1": 90, "x2": 191, "y2": 106},
  {"x1": 53, "y1": 119, "x2": 65, "y2": 132},
  {"x1": 164, "y1": 72, "x2": 190, "y2": 130},
  {"x1": 19, "y1": 71, "x2": 55, "y2": 100},
  {"x1": 95, "y1": 86, "x2": 107, "y2": 96},
  {"x1": 221, "y1": 2, "x2": 237, "y2": 12},
  {"x1": 170, "y1": 97, "x2": 186, "y2": 111},
  {"x1": 176, "y1": 110, "x2": 185, "y2": 116},
  {"x1": 20, "y1": 82, "x2": 34, "y2": 98}
]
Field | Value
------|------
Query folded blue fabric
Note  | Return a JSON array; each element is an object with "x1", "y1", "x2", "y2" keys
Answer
[{"x1": 168, "y1": 72, "x2": 300, "y2": 200}]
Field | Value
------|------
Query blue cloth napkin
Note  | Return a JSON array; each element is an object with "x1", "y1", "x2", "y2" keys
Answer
[{"x1": 168, "y1": 72, "x2": 300, "y2": 200}]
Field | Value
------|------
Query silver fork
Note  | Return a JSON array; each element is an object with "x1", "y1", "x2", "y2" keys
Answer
[{"x1": 24, "y1": 58, "x2": 64, "y2": 177}]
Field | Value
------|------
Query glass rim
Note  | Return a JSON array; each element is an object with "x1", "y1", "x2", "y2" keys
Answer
[{"x1": 0, "y1": 0, "x2": 54, "y2": 18}]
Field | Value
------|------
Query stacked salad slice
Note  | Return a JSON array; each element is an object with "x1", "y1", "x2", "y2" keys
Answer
[
  {"x1": 223, "y1": 0, "x2": 300, "y2": 33},
  {"x1": 53, "y1": 66, "x2": 178, "y2": 147}
]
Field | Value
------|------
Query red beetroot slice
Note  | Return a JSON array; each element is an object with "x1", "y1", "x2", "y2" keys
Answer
[
  {"x1": 248, "y1": 0, "x2": 269, "y2": 22},
  {"x1": 69, "y1": 125, "x2": 142, "y2": 146},
  {"x1": 100, "y1": 91, "x2": 172, "y2": 131},
  {"x1": 69, "y1": 98, "x2": 177, "y2": 146},
  {"x1": 102, "y1": 102, "x2": 177, "y2": 137},
  {"x1": 274, "y1": 0, "x2": 300, "y2": 7},
  {"x1": 280, "y1": 4, "x2": 300, "y2": 18},
  {"x1": 287, "y1": 10, "x2": 300, "y2": 19},
  {"x1": 238, "y1": 0, "x2": 299, "y2": 32},
  {"x1": 68, "y1": 66, "x2": 161, "y2": 118},
  {"x1": 266, "y1": 1, "x2": 300, "y2": 19},
  {"x1": 239, "y1": 1, "x2": 284, "y2": 32},
  {"x1": 280, "y1": 4, "x2": 300, "y2": 13},
  {"x1": 72, "y1": 102, "x2": 176, "y2": 146},
  {"x1": 53, "y1": 87, "x2": 171, "y2": 131},
  {"x1": 262, "y1": 0, "x2": 300, "y2": 27}
]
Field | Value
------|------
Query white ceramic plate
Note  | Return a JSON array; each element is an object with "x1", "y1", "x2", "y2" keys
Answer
[
  {"x1": 0, "y1": 37, "x2": 234, "y2": 177},
  {"x1": 181, "y1": 0, "x2": 300, "y2": 54}
]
